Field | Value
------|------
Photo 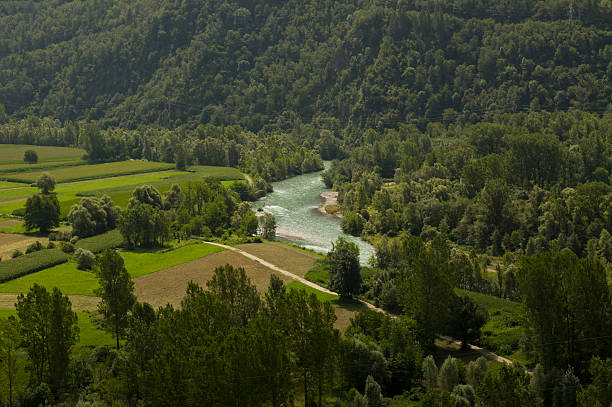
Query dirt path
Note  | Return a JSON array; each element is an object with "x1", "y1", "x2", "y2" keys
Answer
[
  {"x1": 242, "y1": 173, "x2": 254, "y2": 187},
  {"x1": 205, "y1": 241, "x2": 521, "y2": 369}
]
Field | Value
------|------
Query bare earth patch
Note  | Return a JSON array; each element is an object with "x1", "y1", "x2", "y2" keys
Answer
[
  {"x1": 0, "y1": 293, "x2": 99, "y2": 311},
  {"x1": 0, "y1": 220, "x2": 23, "y2": 228},
  {"x1": 236, "y1": 243, "x2": 318, "y2": 277},
  {"x1": 134, "y1": 250, "x2": 293, "y2": 308},
  {"x1": 0, "y1": 233, "x2": 49, "y2": 261}
]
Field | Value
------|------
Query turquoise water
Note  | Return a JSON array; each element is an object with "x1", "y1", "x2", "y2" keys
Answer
[{"x1": 254, "y1": 165, "x2": 374, "y2": 264}]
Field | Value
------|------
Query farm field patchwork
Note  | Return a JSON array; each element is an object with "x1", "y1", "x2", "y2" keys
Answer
[
  {"x1": 0, "y1": 242, "x2": 225, "y2": 296},
  {"x1": 1, "y1": 160, "x2": 175, "y2": 183},
  {"x1": 0, "y1": 232, "x2": 49, "y2": 261},
  {"x1": 0, "y1": 165, "x2": 246, "y2": 216}
]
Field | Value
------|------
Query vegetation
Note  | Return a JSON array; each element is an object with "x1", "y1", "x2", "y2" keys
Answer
[
  {"x1": 0, "y1": 249, "x2": 68, "y2": 283},
  {"x1": 74, "y1": 229, "x2": 124, "y2": 253},
  {"x1": 23, "y1": 150, "x2": 37, "y2": 164},
  {"x1": 328, "y1": 237, "x2": 362, "y2": 299},
  {"x1": 95, "y1": 250, "x2": 136, "y2": 350},
  {"x1": 23, "y1": 194, "x2": 60, "y2": 233}
]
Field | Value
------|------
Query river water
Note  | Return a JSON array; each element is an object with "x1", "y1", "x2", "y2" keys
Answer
[{"x1": 254, "y1": 165, "x2": 375, "y2": 264}]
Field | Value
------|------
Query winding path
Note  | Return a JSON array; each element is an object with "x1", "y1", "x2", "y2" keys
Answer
[{"x1": 206, "y1": 241, "x2": 521, "y2": 369}]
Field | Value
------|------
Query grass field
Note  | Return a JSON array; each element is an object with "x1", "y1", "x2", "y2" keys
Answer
[
  {"x1": 0, "y1": 242, "x2": 225, "y2": 296},
  {"x1": 0, "y1": 309, "x2": 113, "y2": 347},
  {"x1": 456, "y1": 288, "x2": 530, "y2": 365},
  {"x1": 0, "y1": 144, "x2": 85, "y2": 164},
  {"x1": 1, "y1": 160, "x2": 174, "y2": 183}
]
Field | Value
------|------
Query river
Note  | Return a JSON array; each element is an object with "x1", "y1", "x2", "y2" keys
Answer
[{"x1": 254, "y1": 164, "x2": 375, "y2": 264}]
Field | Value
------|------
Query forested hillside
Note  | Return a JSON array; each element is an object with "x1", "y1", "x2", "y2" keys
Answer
[{"x1": 0, "y1": 0, "x2": 610, "y2": 133}]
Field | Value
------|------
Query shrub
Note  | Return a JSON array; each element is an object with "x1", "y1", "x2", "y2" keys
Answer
[
  {"x1": 0, "y1": 249, "x2": 69, "y2": 283},
  {"x1": 23, "y1": 150, "x2": 38, "y2": 164},
  {"x1": 48, "y1": 230, "x2": 71, "y2": 242},
  {"x1": 74, "y1": 248, "x2": 95, "y2": 270},
  {"x1": 61, "y1": 242, "x2": 75, "y2": 253},
  {"x1": 12, "y1": 249, "x2": 23, "y2": 258},
  {"x1": 46, "y1": 242, "x2": 55, "y2": 249},
  {"x1": 70, "y1": 236, "x2": 79, "y2": 244},
  {"x1": 25, "y1": 241, "x2": 44, "y2": 254}
]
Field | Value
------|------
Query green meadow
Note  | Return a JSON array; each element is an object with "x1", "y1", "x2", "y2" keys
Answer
[
  {"x1": 0, "y1": 309, "x2": 114, "y2": 347},
  {"x1": 0, "y1": 242, "x2": 225, "y2": 296}
]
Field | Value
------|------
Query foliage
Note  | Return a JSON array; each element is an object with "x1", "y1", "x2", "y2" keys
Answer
[
  {"x1": 74, "y1": 248, "x2": 95, "y2": 270},
  {"x1": 447, "y1": 295, "x2": 488, "y2": 348},
  {"x1": 36, "y1": 172, "x2": 56, "y2": 194},
  {"x1": 517, "y1": 248, "x2": 611, "y2": 373},
  {"x1": 23, "y1": 149, "x2": 38, "y2": 164},
  {"x1": 0, "y1": 249, "x2": 68, "y2": 283},
  {"x1": 422, "y1": 355, "x2": 438, "y2": 390},
  {"x1": 577, "y1": 357, "x2": 612, "y2": 407},
  {"x1": 15, "y1": 284, "x2": 79, "y2": 396},
  {"x1": 118, "y1": 202, "x2": 169, "y2": 248},
  {"x1": 24, "y1": 193, "x2": 60, "y2": 233},
  {"x1": 68, "y1": 195, "x2": 120, "y2": 237},
  {"x1": 476, "y1": 364, "x2": 536, "y2": 407},
  {"x1": 438, "y1": 356, "x2": 460, "y2": 392},
  {"x1": 328, "y1": 237, "x2": 362, "y2": 299},
  {"x1": 94, "y1": 250, "x2": 136, "y2": 350},
  {"x1": 259, "y1": 212, "x2": 277, "y2": 240}
]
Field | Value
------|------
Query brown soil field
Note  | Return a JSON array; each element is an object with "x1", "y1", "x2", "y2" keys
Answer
[
  {"x1": 0, "y1": 220, "x2": 22, "y2": 228},
  {"x1": 134, "y1": 250, "x2": 293, "y2": 308},
  {"x1": 0, "y1": 293, "x2": 99, "y2": 311},
  {"x1": 0, "y1": 233, "x2": 49, "y2": 261},
  {"x1": 236, "y1": 242, "x2": 319, "y2": 277}
]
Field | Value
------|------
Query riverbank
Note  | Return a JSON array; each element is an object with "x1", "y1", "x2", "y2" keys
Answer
[{"x1": 318, "y1": 190, "x2": 341, "y2": 217}]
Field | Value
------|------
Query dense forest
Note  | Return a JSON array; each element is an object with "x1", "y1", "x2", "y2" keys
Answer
[{"x1": 0, "y1": 0, "x2": 611, "y2": 406}]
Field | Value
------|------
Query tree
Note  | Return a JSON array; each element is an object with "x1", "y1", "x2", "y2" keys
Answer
[
  {"x1": 447, "y1": 295, "x2": 488, "y2": 348},
  {"x1": 400, "y1": 237, "x2": 454, "y2": 348},
  {"x1": 466, "y1": 357, "x2": 488, "y2": 387},
  {"x1": 68, "y1": 196, "x2": 119, "y2": 237},
  {"x1": 438, "y1": 356, "x2": 459, "y2": 392},
  {"x1": 423, "y1": 355, "x2": 438, "y2": 389},
  {"x1": 328, "y1": 237, "x2": 361, "y2": 299},
  {"x1": 0, "y1": 316, "x2": 20, "y2": 407},
  {"x1": 80, "y1": 123, "x2": 106, "y2": 161},
  {"x1": 577, "y1": 357, "x2": 612, "y2": 407},
  {"x1": 95, "y1": 249, "x2": 136, "y2": 350},
  {"x1": 36, "y1": 172, "x2": 56, "y2": 194},
  {"x1": 24, "y1": 150, "x2": 38, "y2": 164},
  {"x1": 259, "y1": 212, "x2": 277, "y2": 239},
  {"x1": 24, "y1": 193, "x2": 60, "y2": 233},
  {"x1": 129, "y1": 185, "x2": 163, "y2": 209},
  {"x1": 118, "y1": 202, "x2": 170, "y2": 248},
  {"x1": 16, "y1": 284, "x2": 78, "y2": 395},
  {"x1": 364, "y1": 375, "x2": 384, "y2": 407}
]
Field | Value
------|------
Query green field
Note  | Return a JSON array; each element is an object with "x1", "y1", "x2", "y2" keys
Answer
[
  {"x1": 1, "y1": 160, "x2": 175, "y2": 183},
  {"x1": 0, "y1": 309, "x2": 113, "y2": 347},
  {"x1": 0, "y1": 180, "x2": 28, "y2": 189},
  {"x1": 0, "y1": 242, "x2": 225, "y2": 296},
  {"x1": 0, "y1": 144, "x2": 85, "y2": 164},
  {"x1": 456, "y1": 289, "x2": 530, "y2": 365},
  {"x1": 0, "y1": 165, "x2": 246, "y2": 217}
]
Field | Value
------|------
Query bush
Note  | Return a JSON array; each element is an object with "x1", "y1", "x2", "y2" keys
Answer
[
  {"x1": 61, "y1": 242, "x2": 75, "y2": 253},
  {"x1": 70, "y1": 236, "x2": 79, "y2": 244},
  {"x1": 74, "y1": 248, "x2": 95, "y2": 270},
  {"x1": 46, "y1": 242, "x2": 55, "y2": 249},
  {"x1": 25, "y1": 241, "x2": 44, "y2": 254},
  {"x1": 0, "y1": 249, "x2": 69, "y2": 283},
  {"x1": 23, "y1": 149, "x2": 38, "y2": 164},
  {"x1": 48, "y1": 230, "x2": 72, "y2": 242},
  {"x1": 75, "y1": 229, "x2": 124, "y2": 253},
  {"x1": 12, "y1": 249, "x2": 23, "y2": 258}
]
